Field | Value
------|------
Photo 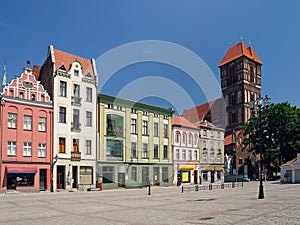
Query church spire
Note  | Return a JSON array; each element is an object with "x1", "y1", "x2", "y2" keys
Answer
[{"x1": 1, "y1": 63, "x2": 7, "y2": 93}]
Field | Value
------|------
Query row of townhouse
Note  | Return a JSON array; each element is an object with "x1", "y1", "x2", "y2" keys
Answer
[{"x1": 0, "y1": 46, "x2": 224, "y2": 192}]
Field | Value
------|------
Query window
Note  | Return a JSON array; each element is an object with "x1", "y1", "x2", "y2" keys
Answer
[
  {"x1": 8, "y1": 113, "x2": 17, "y2": 128},
  {"x1": 86, "y1": 140, "x2": 92, "y2": 155},
  {"x1": 38, "y1": 117, "x2": 46, "y2": 131},
  {"x1": 239, "y1": 158, "x2": 243, "y2": 165},
  {"x1": 142, "y1": 111, "x2": 148, "y2": 116},
  {"x1": 203, "y1": 153, "x2": 207, "y2": 163},
  {"x1": 73, "y1": 84, "x2": 80, "y2": 98},
  {"x1": 131, "y1": 167, "x2": 137, "y2": 181},
  {"x1": 217, "y1": 154, "x2": 221, "y2": 163},
  {"x1": 23, "y1": 115, "x2": 32, "y2": 130},
  {"x1": 176, "y1": 149, "x2": 180, "y2": 160},
  {"x1": 162, "y1": 167, "x2": 169, "y2": 183},
  {"x1": 154, "y1": 144, "x2": 159, "y2": 159},
  {"x1": 59, "y1": 137, "x2": 66, "y2": 153},
  {"x1": 74, "y1": 69, "x2": 79, "y2": 76},
  {"x1": 131, "y1": 108, "x2": 137, "y2": 114},
  {"x1": 73, "y1": 139, "x2": 79, "y2": 152},
  {"x1": 106, "y1": 139, "x2": 123, "y2": 158},
  {"x1": 210, "y1": 141, "x2": 214, "y2": 150},
  {"x1": 86, "y1": 87, "x2": 92, "y2": 102},
  {"x1": 203, "y1": 130, "x2": 207, "y2": 136},
  {"x1": 163, "y1": 145, "x2": 168, "y2": 159},
  {"x1": 210, "y1": 153, "x2": 214, "y2": 163},
  {"x1": 103, "y1": 166, "x2": 114, "y2": 183},
  {"x1": 38, "y1": 143, "x2": 46, "y2": 157},
  {"x1": 31, "y1": 94, "x2": 35, "y2": 101},
  {"x1": 60, "y1": 81, "x2": 67, "y2": 97},
  {"x1": 131, "y1": 142, "x2": 137, "y2": 158},
  {"x1": 59, "y1": 107, "x2": 66, "y2": 123},
  {"x1": 182, "y1": 133, "x2": 186, "y2": 145},
  {"x1": 182, "y1": 149, "x2": 186, "y2": 160},
  {"x1": 217, "y1": 131, "x2": 220, "y2": 138},
  {"x1": 86, "y1": 111, "x2": 92, "y2": 127},
  {"x1": 154, "y1": 122, "x2": 159, "y2": 137},
  {"x1": 7, "y1": 141, "x2": 16, "y2": 156},
  {"x1": 23, "y1": 142, "x2": 32, "y2": 156},
  {"x1": 163, "y1": 124, "x2": 168, "y2": 138},
  {"x1": 175, "y1": 132, "x2": 180, "y2": 143},
  {"x1": 194, "y1": 150, "x2": 198, "y2": 160},
  {"x1": 194, "y1": 134, "x2": 198, "y2": 145},
  {"x1": 188, "y1": 150, "x2": 192, "y2": 160},
  {"x1": 210, "y1": 130, "x2": 214, "y2": 137},
  {"x1": 72, "y1": 109, "x2": 80, "y2": 130},
  {"x1": 142, "y1": 143, "x2": 148, "y2": 158},
  {"x1": 188, "y1": 134, "x2": 192, "y2": 145},
  {"x1": 203, "y1": 141, "x2": 207, "y2": 149},
  {"x1": 142, "y1": 120, "x2": 148, "y2": 135},
  {"x1": 107, "y1": 114, "x2": 123, "y2": 136},
  {"x1": 131, "y1": 119, "x2": 137, "y2": 134}
]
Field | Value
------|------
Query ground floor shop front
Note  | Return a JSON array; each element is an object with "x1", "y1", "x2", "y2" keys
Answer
[
  {"x1": 173, "y1": 164, "x2": 200, "y2": 186},
  {"x1": 199, "y1": 165, "x2": 224, "y2": 184},
  {"x1": 53, "y1": 159, "x2": 96, "y2": 191},
  {"x1": 0, "y1": 163, "x2": 51, "y2": 192},
  {"x1": 98, "y1": 162, "x2": 173, "y2": 189}
]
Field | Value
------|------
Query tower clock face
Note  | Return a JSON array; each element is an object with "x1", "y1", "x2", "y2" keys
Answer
[{"x1": 22, "y1": 81, "x2": 33, "y2": 90}]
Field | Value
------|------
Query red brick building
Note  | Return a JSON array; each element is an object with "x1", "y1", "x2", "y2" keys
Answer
[{"x1": 0, "y1": 65, "x2": 53, "y2": 192}]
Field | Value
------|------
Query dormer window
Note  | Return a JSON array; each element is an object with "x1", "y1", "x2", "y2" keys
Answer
[
  {"x1": 74, "y1": 69, "x2": 79, "y2": 76},
  {"x1": 85, "y1": 72, "x2": 91, "y2": 78},
  {"x1": 59, "y1": 65, "x2": 66, "y2": 71}
]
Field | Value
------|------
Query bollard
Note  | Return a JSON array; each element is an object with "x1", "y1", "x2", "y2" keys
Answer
[
  {"x1": 148, "y1": 184, "x2": 151, "y2": 195},
  {"x1": 242, "y1": 181, "x2": 243, "y2": 187},
  {"x1": 181, "y1": 185, "x2": 184, "y2": 193},
  {"x1": 232, "y1": 182, "x2": 235, "y2": 188},
  {"x1": 221, "y1": 183, "x2": 224, "y2": 189},
  {"x1": 195, "y1": 185, "x2": 199, "y2": 192}
]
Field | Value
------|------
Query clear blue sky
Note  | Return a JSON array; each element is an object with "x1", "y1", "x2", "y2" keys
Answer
[{"x1": 1, "y1": 0, "x2": 299, "y2": 112}]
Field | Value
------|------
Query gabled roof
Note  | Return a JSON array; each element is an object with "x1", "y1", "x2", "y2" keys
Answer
[
  {"x1": 219, "y1": 42, "x2": 262, "y2": 67},
  {"x1": 172, "y1": 116, "x2": 198, "y2": 129},
  {"x1": 182, "y1": 98, "x2": 225, "y2": 128},
  {"x1": 52, "y1": 47, "x2": 95, "y2": 79},
  {"x1": 281, "y1": 158, "x2": 298, "y2": 167}
]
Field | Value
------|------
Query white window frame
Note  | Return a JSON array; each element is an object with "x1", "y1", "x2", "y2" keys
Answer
[
  {"x1": 23, "y1": 142, "x2": 32, "y2": 156},
  {"x1": 7, "y1": 141, "x2": 16, "y2": 156},
  {"x1": 38, "y1": 117, "x2": 47, "y2": 131},
  {"x1": 8, "y1": 113, "x2": 17, "y2": 128},
  {"x1": 38, "y1": 143, "x2": 46, "y2": 157},
  {"x1": 23, "y1": 115, "x2": 32, "y2": 130}
]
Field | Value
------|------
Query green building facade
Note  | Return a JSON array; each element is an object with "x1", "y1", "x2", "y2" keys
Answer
[{"x1": 98, "y1": 94, "x2": 173, "y2": 189}]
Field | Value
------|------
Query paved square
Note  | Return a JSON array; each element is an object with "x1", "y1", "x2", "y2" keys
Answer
[{"x1": 0, "y1": 181, "x2": 299, "y2": 224}]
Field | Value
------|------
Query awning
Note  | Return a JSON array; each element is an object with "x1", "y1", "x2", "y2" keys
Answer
[
  {"x1": 179, "y1": 165, "x2": 196, "y2": 170},
  {"x1": 6, "y1": 167, "x2": 37, "y2": 174},
  {"x1": 202, "y1": 166, "x2": 223, "y2": 171}
]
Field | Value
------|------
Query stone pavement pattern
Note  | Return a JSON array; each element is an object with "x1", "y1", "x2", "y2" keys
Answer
[{"x1": 0, "y1": 181, "x2": 299, "y2": 225}]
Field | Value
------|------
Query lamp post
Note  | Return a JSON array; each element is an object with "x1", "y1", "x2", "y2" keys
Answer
[{"x1": 249, "y1": 95, "x2": 270, "y2": 199}]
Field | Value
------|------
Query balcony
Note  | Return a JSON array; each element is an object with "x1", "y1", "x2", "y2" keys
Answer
[
  {"x1": 71, "y1": 96, "x2": 82, "y2": 106},
  {"x1": 71, "y1": 123, "x2": 81, "y2": 132},
  {"x1": 71, "y1": 151, "x2": 81, "y2": 161}
]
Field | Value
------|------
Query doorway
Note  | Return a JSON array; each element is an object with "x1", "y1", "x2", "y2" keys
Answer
[
  {"x1": 153, "y1": 167, "x2": 159, "y2": 186},
  {"x1": 211, "y1": 171, "x2": 215, "y2": 183},
  {"x1": 72, "y1": 166, "x2": 78, "y2": 188},
  {"x1": 39, "y1": 169, "x2": 47, "y2": 190},
  {"x1": 194, "y1": 170, "x2": 198, "y2": 184},
  {"x1": 7, "y1": 174, "x2": 16, "y2": 190},
  {"x1": 57, "y1": 166, "x2": 65, "y2": 189},
  {"x1": 118, "y1": 172, "x2": 125, "y2": 188}
]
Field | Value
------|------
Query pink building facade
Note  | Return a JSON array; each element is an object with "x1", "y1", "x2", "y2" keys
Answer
[{"x1": 0, "y1": 66, "x2": 53, "y2": 192}]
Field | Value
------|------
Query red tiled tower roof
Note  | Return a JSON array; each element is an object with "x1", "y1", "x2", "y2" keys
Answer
[
  {"x1": 53, "y1": 48, "x2": 95, "y2": 78},
  {"x1": 172, "y1": 116, "x2": 198, "y2": 129},
  {"x1": 219, "y1": 42, "x2": 262, "y2": 67}
]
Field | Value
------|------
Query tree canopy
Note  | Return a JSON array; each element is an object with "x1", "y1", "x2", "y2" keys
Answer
[{"x1": 242, "y1": 102, "x2": 300, "y2": 167}]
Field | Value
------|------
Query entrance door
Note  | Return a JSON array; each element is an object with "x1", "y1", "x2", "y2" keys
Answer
[
  {"x1": 7, "y1": 174, "x2": 16, "y2": 190},
  {"x1": 194, "y1": 170, "x2": 198, "y2": 184},
  {"x1": 153, "y1": 167, "x2": 159, "y2": 186},
  {"x1": 211, "y1": 171, "x2": 215, "y2": 183},
  {"x1": 118, "y1": 172, "x2": 125, "y2": 188},
  {"x1": 72, "y1": 166, "x2": 78, "y2": 188},
  {"x1": 39, "y1": 169, "x2": 47, "y2": 190},
  {"x1": 57, "y1": 166, "x2": 65, "y2": 189}
]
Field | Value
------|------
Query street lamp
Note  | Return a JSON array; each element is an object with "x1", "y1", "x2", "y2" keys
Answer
[{"x1": 249, "y1": 95, "x2": 271, "y2": 199}]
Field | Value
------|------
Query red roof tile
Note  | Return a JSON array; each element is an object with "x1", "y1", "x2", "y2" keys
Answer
[
  {"x1": 172, "y1": 116, "x2": 198, "y2": 129},
  {"x1": 53, "y1": 48, "x2": 95, "y2": 78},
  {"x1": 281, "y1": 158, "x2": 298, "y2": 166},
  {"x1": 224, "y1": 130, "x2": 241, "y2": 146},
  {"x1": 219, "y1": 42, "x2": 262, "y2": 67},
  {"x1": 33, "y1": 65, "x2": 41, "y2": 80}
]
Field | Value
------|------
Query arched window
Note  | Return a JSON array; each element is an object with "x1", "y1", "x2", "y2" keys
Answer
[
  {"x1": 188, "y1": 134, "x2": 192, "y2": 145},
  {"x1": 182, "y1": 133, "x2": 186, "y2": 145},
  {"x1": 175, "y1": 132, "x2": 180, "y2": 143},
  {"x1": 194, "y1": 134, "x2": 198, "y2": 146}
]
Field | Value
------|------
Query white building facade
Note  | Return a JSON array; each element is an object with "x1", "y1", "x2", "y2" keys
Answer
[{"x1": 39, "y1": 46, "x2": 98, "y2": 191}]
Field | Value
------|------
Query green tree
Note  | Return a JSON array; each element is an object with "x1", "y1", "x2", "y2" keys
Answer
[{"x1": 242, "y1": 102, "x2": 300, "y2": 168}]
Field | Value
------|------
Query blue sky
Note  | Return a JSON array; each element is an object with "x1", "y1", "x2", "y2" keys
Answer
[{"x1": 1, "y1": 0, "x2": 299, "y2": 113}]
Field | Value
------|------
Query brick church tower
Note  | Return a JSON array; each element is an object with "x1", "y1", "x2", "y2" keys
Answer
[{"x1": 219, "y1": 42, "x2": 262, "y2": 134}]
